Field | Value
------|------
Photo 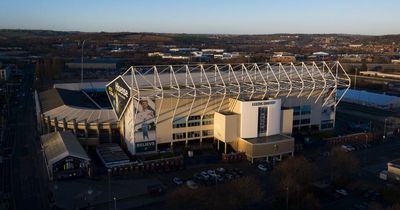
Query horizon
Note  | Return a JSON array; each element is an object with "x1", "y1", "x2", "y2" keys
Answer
[
  {"x1": 1, "y1": 28, "x2": 400, "y2": 37},
  {"x1": 1, "y1": 0, "x2": 400, "y2": 35}
]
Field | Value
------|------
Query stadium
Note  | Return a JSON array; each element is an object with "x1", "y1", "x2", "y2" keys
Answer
[
  {"x1": 107, "y1": 62, "x2": 350, "y2": 162},
  {"x1": 37, "y1": 62, "x2": 350, "y2": 162}
]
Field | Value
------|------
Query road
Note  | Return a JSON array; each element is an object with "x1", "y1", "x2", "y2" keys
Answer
[{"x1": 9, "y1": 66, "x2": 49, "y2": 210}]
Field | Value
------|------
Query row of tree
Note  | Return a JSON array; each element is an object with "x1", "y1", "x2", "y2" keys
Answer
[{"x1": 167, "y1": 147, "x2": 362, "y2": 210}]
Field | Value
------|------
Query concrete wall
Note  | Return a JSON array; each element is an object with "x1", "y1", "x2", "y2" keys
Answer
[
  {"x1": 281, "y1": 109, "x2": 294, "y2": 135},
  {"x1": 230, "y1": 99, "x2": 281, "y2": 138},
  {"x1": 213, "y1": 112, "x2": 239, "y2": 142},
  {"x1": 237, "y1": 138, "x2": 294, "y2": 160}
]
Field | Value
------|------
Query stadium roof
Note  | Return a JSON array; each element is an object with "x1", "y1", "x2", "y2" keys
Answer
[
  {"x1": 39, "y1": 88, "x2": 99, "y2": 112},
  {"x1": 41, "y1": 131, "x2": 90, "y2": 167},
  {"x1": 116, "y1": 62, "x2": 350, "y2": 107},
  {"x1": 39, "y1": 88, "x2": 118, "y2": 124}
]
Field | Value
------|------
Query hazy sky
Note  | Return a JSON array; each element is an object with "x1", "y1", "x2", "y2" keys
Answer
[{"x1": 0, "y1": 0, "x2": 399, "y2": 35}]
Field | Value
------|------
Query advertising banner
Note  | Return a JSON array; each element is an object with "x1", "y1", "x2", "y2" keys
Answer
[
  {"x1": 134, "y1": 97, "x2": 156, "y2": 152},
  {"x1": 106, "y1": 76, "x2": 131, "y2": 120},
  {"x1": 135, "y1": 141, "x2": 156, "y2": 153}
]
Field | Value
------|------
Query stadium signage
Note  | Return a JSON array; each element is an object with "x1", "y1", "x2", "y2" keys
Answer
[
  {"x1": 115, "y1": 82, "x2": 129, "y2": 98},
  {"x1": 252, "y1": 101, "x2": 275, "y2": 106},
  {"x1": 106, "y1": 76, "x2": 131, "y2": 120},
  {"x1": 135, "y1": 140, "x2": 156, "y2": 153}
]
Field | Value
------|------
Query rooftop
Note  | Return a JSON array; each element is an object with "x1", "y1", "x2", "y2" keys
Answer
[
  {"x1": 243, "y1": 134, "x2": 293, "y2": 144},
  {"x1": 38, "y1": 88, "x2": 117, "y2": 124},
  {"x1": 337, "y1": 89, "x2": 400, "y2": 106},
  {"x1": 96, "y1": 143, "x2": 130, "y2": 168},
  {"x1": 41, "y1": 131, "x2": 90, "y2": 167},
  {"x1": 39, "y1": 88, "x2": 99, "y2": 112},
  {"x1": 115, "y1": 62, "x2": 350, "y2": 106}
]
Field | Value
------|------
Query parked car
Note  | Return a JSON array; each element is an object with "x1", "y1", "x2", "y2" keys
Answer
[
  {"x1": 258, "y1": 164, "x2": 268, "y2": 172},
  {"x1": 223, "y1": 174, "x2": 231, "y2": 180},
  {"x1": 336, "y1": 189, "x2": 348, "y2": 196},
  {"x1": 200, "y1": 171, "x2": 210, "y2": 179},
  {"x1": 186, "y1": 180, "x2": 199, "y2": 189},
  {"x1": 207, "y1": 169, "x2": 216, "y2": 176},
  {"x1": 173, "y1": 177, "x2": 183, "y2": 185},
  {"x1": 216, "y1": 167, "x2": 226, "y2": 174},
  {"x1": 147, "y1": 184, "x2": 164, "y2": 195}
]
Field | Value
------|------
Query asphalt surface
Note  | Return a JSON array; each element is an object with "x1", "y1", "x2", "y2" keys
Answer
[{"x1": 8, "y1": 67, "x2": 49, "y2": 210}]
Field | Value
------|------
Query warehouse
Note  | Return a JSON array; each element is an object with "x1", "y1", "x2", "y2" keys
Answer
[
  {"x1": 337, "y1": 89, "x2": 400, "y2": 110},
  {"x1": 41, "y1": 131, "x2": 91, "y2": 180},
  {"x1": 107, "y1": 62, "x2": 350, "y2": 161}
]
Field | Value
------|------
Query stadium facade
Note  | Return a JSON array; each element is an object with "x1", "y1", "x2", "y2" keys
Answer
[{"x1": 105, "y1": 62, "x2": 350, "y2": 161}]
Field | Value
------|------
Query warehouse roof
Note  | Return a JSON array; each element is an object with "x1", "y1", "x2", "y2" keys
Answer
[
  {"x1": 337, "y1": 89, "x2": 400, "y2": 106},
  {"x1": 96, "y1": 143, "x2": 130, "y2": 168},
  {"x1": 41, "y1": 131, "x2": 90, "y2": 167}
]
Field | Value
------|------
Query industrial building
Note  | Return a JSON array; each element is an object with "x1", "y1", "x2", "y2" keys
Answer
[
  {"x1": 106, "y1": 62, "x2": 350, "y2": 162},
  {"x1": 41, "y1": 131, "x2": 91, "y2": 180},
  {"x1": 337, "y1": 89, "x2": 400, "y2": 111}
]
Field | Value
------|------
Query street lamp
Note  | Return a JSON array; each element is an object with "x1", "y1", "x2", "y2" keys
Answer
[
  {"x1": 108, "y1": 168, "x2": 112, "y2": 210},
  {"x1": 383, "y1": 118, "x2": 388, "y2": 140},
  {"x1": 81, "y1": 40, "x2": 86, "y2": 85},
  {"x1": 364, "y1": 133, "x2": 369, "y2": 164},
  {"x1": 354, "y1": 68, "x2": 358, "y2": 90},
  {"x1": 113, "y1": 197, "x2": 117, "y2": 210},
  {"x1": 245, "y1": 54, "x2": 251, "y2": 63},
  {"x1": 286, "y1": 185, "x2": 289, "y2": 210}
]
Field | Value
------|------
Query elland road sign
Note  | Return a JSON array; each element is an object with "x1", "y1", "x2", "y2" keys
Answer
[{"x1": 106, "y1": 75, "x2": 131, "y2": 120}]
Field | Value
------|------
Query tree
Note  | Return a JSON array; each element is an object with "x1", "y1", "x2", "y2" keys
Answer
[
  {"x1": 51, "y1": 57, "x2": 64, "y2": 80},
  {"x1": 166, "y1": 176, "x2": 263, "y2": 210},
  {"x1": 271, "y1": 156, "x2": 318, "y2": 209},
  {"x1": 224, "y1": 176, "x2": 264, "y2": 210},
  {"x1": 327, "y1": 147, "x2": 360, "y2": 186},
  {"x1": 300, "y1": 193, "x2": 320, "y2": 210},
  {"x1": 360, "y1": 62, "x2": 368, "y2": 71}
]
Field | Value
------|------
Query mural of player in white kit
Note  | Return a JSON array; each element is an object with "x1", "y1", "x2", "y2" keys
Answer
[{"x1": 134, "y1": 98, "x2": 156, "y2": 141}]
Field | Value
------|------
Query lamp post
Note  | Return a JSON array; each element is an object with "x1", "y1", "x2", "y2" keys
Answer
[
  {"x1": 286, "y1": 185, "x2": 289, "y2": 210},
  {"x1": 245, "y1": 54, "x2": 251, "y2": 63},
  {"x1": 113, "y1": 197, "x2": 117, "y2": 210},
  {"x1": 81, "y1": 40, "x2": 86, "y2": 85},
  {"x1": 364, "y1": 133, "x2": 369, "y2": 164},
  {"x1": 354, "y1": 68, "x2": 358, "y2": 90},
  {"x1": 108, "y1": 168, "x2": 111, "y2": 210},
  {"x1": 383, "y1": 118, "x2": 388, "y2": 140}
]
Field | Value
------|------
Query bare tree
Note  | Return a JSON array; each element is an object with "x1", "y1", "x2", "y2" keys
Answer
[
  {"x1": 328, "y1": 147, "x2": 360, "y2": 186},
  {"x1": 271, "y1": 156, "x2": 318, "y2": 209},
  {"x1": 166, "y1": 176, "x2": 263, "y2": 210}
]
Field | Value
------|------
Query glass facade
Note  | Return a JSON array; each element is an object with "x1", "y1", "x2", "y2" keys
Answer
[
  {"x1": 172, "y1": 117, "x2": 186, "y2": 128},
  {"x1": 172, "y1": 114, "x2": 214, "y2": 129},
  {"x1": 172, "y1": 132, "x2": 186, "y2": 140},
  {"x1": 257, "y1": 107, "x2": 268, "y2": 137},
  {"x1": 293, "y1": 105, "x2": 311, "y2": 116},
  {"x1": 321, "y1": 119, "x2": 334, "y2": 129}
]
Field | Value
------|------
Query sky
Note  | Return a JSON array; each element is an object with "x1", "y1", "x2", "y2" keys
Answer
[{"x1": 0, "y1": 0, "x2": 399, "y2": 35}]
